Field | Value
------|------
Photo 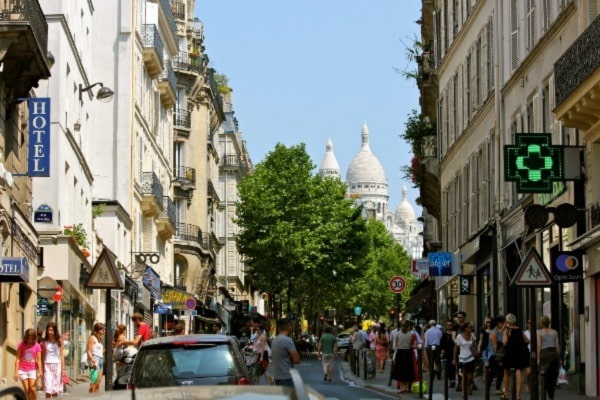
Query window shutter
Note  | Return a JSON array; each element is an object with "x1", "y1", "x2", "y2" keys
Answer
[
  {"x1": 511, "y1": 0, "x2": 519, "y2": 70},
  {"x1": 480, "y1": 142, "x2": 490, "y2": 223},
  {"x1": 472, "y1": 46, "x2": 478, "y2": 114},
  {"x1": 488, "y1": 16, "x2": 495, "y2": 92},
  {"x1": 481, "y1": 28, "x2": 488, "y2": 98},
  {"x1": 548, "y1": 76, "x2": 561, "y2": 144},
  {"x1": 516, "y1": 112, "x2": 523, "y2": 132},
  {"x1": 449, "y1": 79, "x2": 455, "y2": 145},
  {"x1": 532, "y1": 94, "x2": 541, "y2": 132},
  {"x1": 462, "y1": 164, "x2": 470, "y2": 241},
  {"x1": 470, "y1": 154, "x2": 479, "y2": 234},
  {"x1": 542, "y1": 0, "x2": 552, "y2": 32},
  {"x1": 527, "y1": 0, "x2": 537, "y2": 49},
  {"x1": 460, "y1": 63, "x2": 467, "y2": 132},
  {"x1": 588, "y1": 0, "x2": 599, "y2": 25}
]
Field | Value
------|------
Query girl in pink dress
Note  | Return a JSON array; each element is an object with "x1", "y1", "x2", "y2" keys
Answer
[
  {"x1": 41, "y1": 322, "x2": 65, "y2": 398},
  {"x1": 14, "y1": 328, "x2": 43, "y2": 400}
]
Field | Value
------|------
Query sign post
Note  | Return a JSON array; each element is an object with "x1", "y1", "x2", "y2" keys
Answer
[
  {"x1": 510, "y1": 247, "x2": 552, "y2": 400},
  {"x1": 85, "y1": 248, "x2": 123, "y2": 392}
]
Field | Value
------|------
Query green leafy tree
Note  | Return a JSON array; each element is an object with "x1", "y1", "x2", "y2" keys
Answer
[
  {"x1": 235, "y1": 143, "x2": 368, "y2": 320},
  {"x1": 348, "y1": 219, "x2": 413, "y2": 323}
]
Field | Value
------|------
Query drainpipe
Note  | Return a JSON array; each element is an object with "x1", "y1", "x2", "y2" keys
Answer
[{"x1": 492, "y1": 1, "x2": 504, "y2": 315}]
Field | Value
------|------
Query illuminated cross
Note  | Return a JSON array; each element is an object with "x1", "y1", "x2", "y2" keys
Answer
[{"x1": 504, "y1": 134, "x2": 564, "y2": 193}]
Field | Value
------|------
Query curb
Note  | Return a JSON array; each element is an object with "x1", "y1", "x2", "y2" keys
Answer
[{"x1": 340, "y1": 361, "x2": 397, "y2": 397}]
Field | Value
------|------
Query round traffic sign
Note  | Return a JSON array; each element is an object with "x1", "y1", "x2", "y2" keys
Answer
[
  {"x1": 185, "y1": 297, "x2": 197, "y2": 310},
  {"x1": 389, "y1": 276, "x2": 406, "y2": 293}
]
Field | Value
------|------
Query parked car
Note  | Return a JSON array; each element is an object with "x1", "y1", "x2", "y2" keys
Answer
[
  {"x1": 128, "y1": 334, "x2": 255, "y2": 389},
  {"x1": 336, "y1": 333, "x2": 351, "y2": 350}
]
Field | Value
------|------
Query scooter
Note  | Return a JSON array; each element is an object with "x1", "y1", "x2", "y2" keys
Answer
[{"x1": 113, "y1": 346, "x2": 138, "y2": 390}]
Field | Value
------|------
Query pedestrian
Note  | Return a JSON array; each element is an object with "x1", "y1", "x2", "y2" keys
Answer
[
  {"x1": 391, "y1": 320, "x2": 417, "y2": 394},
  {"x1": 440, "y1": 320, "x2": 457, "y2": 388},
  {"x1": 424, "y1": 320, "x2": 442, "y2": 379},
  {"x1": 523, "y1": 318, "x2": 532, "y2": 393},
  {"x1": 112, "y1": 324, "x2": 127, "y2": 390},
  {"x1": 368, "y1": 325, "x2": 377, "y2": 350},
  {"x1": 317, "y1": 325, "x2": 337, "y2": 382},
  {"x1": 41, "y1": 322, "x2": 65, "y2": 398},
  {"x1": 14, "y1": 328, "x2": 42, "y2": 400},
  {"x1": 122, "y1": 312, "x2": 151, "y2": 348},
  {"x1": 487, "y1": 315, "x2": 506, "y2": 395},
  {"x1": 86, "y1": 322, "x2": 106, "y2": 394},
  {"x1": 374, "y1": 326, "x2": 389, "y2": 372},
  {"x1": 454, "y1": 322, "x2": 477, "y2": 398},
  {"x1": 253, "y1": 326, "x2": 271, "y2": 384},
  {"x1": 270, "y1": 318, "x2": 300, "y2": 386},
  {"x1": 501, "y1": 313, "x2": 530, "y2": 400},
  {"x1": 537, "y1": 315, "x2": 561, "y2": 400},
  {"x1": 172, "y1": 323, "x2": 185, "y2": 336},
  {"x1": 212, "y1": 323, "x2": 221, "y2": 334}
]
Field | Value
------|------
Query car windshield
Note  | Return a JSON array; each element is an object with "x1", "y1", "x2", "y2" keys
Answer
[{"x1": 131, "y1": 342, "x2": 241, "y2": 383}]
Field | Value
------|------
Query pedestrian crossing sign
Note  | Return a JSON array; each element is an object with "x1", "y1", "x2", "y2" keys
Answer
[{"x1": 510, "y1": 247, "x2": 552, "y2": 287}]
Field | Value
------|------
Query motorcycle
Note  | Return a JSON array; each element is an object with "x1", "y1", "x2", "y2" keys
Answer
[{"x1": 113, "y1": 345, "x2": 138, "y2": 390}]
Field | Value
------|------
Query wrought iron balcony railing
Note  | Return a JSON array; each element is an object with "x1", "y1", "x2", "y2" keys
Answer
[
  {"x1": 222, "y1": 154, "x2": 240, "y2": 167},
  {"x1": 174, "y1": 223, "x2": 211, "y2": 251},
  {"x1": 141, "y1": 172, "x2": 164, "y2": 202},
  {"x1": 160, "y1": 59, "x2": 177, "y2": 95},
  {"x1": 141, "y1": 24, "x2": 164, "y2": 69},
  {"x1": 173, "y1": 166, "x2": 196, "y2": 185},
  {"x1": 555, "y1": 14, "x2": 600, "y2": 107},
  {"x1": 160, "y1": 196, "x2": 176, "y2": 226},
  {"x1": 174, "y1": 108, "x2": 191, "y2": 129},
  {"x1": 173, "y1": 51, "x2": 205, "y2": 75}
]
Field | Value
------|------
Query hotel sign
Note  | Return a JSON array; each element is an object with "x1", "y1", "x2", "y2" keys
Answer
[{"x1": 28, "y1": 98, "x2": 51, "y2": 177}]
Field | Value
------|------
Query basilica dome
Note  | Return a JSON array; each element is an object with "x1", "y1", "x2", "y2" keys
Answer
[
  {"x1": 346, "y1": 122, "x2": 387, "y2": 186},
  {"x1": 319, "y1": 137, "x2": 340, "y2": 179},
  {"x1": 395, "y1": 186, "x2": 417, "y2": 223}
]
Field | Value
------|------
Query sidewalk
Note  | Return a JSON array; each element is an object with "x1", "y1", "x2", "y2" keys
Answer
[{"x1": 341, "y1": 360, "x2": 590, "y2": 400}]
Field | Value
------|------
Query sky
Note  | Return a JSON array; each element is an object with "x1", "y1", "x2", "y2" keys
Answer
[{"x1": 194, "y1": 1, "x2": 423, "y2": 214}]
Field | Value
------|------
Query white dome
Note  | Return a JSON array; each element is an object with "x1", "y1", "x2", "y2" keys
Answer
[
  {"x1": 395, "y1": 186, "x2": 416, "y2": 223},
  {"x1": 346, "y1": 122, "x2": 387, "y2": 186},
  {"x1": 319, "y1": 137, "x2": 340, "y2": 179}
]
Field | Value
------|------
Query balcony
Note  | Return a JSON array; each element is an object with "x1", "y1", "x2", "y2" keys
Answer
[
  {"x1": 554, "y1": 15, "x2": 600, "y2": 131},
  {"x1": 174, "y1": 223, "x2": 211, "y2": 253},
  {"x1": 221, "y1": 154, "x2": 240, "y2": 168},
  {"x1": 173, "y1": 51, "x2": 205, "y2": 76},
  {"x1": 157, "y1": 196, "x2": 176, "y2": 239},
  {"x1": 159, "y1": 60, "x2": 176, "y2": 108},
  {"x1": 0, "y1": 0, "x2": 51, "y2": 99},
  {"x1": 141, "y1": 172, "x2": 164, "y2": 217},
  {"x1": 174, "y1": 108, "x2": 191, "y2": 128},
  {"x1": 173, "y1": 165, "x2": 195, "y2": 190},
  {"x1": 140, "y1": 24, "x2": 164, "y2": 78},
  {"x1": 206, "y1": 68, "x2": 224, "y2": 118}
]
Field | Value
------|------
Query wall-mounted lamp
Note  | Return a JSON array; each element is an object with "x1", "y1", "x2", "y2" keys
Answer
[
  {"x1": 79, "y1": 82, "x2": 114, "y2": 102},
  {"x1": 46, "y1": 51, "x2": 55, "y2": 70}
]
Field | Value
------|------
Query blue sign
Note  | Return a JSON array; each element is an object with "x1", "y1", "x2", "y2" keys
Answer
[
  {"x1": 37, "y1": 298, "x2": 53, "y2": 316},
  {"x1": 154, "y1": 303, "x2": 172, "y2": 315},
  {"x1": 34, "y1": 204, "x2": 53, "y2": 223},
  {"x1": 143, "y1": 266, "x2": 161, "y2": 300},
  {"x1": 428, "y1": 252, "x2": 453, "y2": 276},
  {"x1": 550, "y1": 248, "x2": 583, "y2": 282},
  {"x1": 0, "y1": 257, "x2": 30, "y2": 283},
  {"x1": 27, "y1": 98, "x2": 51, "y2": 177}
]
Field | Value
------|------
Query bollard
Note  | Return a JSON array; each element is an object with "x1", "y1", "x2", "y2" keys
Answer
[
  {"x1": 355, "y1": 349, "x2": 360, "y2": 377},
  {"x1": 442, "y1": 358, "x2": 448, "y2": 400},
  {"x1": 428, "y1": 346, "x2": 436, "y2": 400},
  {"x1": 540, "y1": 371, "x2": 546, "y2": 400},
  {"x1": 418, "y1": 344, "x2": 425, "y2": 398},
  {"x1": 463, "y1": 361, "x2": 468, "y2": 400},
  {"x1": 510, "y1": 368, "x2": 516, "y2": 400},
  {"x1": 363, "y1": 350, "x2": 367, "y2": 380},
  {"x1": 484, "y1": 364, "x2": 490, "y2": 400},
  {"x1": 388, "y1": 350, "x2": 394, "y2": 386}
]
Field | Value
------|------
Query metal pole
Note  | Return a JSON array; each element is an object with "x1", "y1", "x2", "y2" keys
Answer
[
  {"x1": 418, "y1": 344, "x2": 423, "y2": 398},
  {"x1": 442, "y1": 358, "x2": 448, "y2": 400},
  {"x1": 530, "y1": 287, "x2": 539, "y2": 400},
  {"x1": 396, "y1": 293, "x2": 400, "y2": 327},
  {"x1": 104, "y1": 289, "x2": 113, "y2": 391},
  {"x1": 428, "y1": 346, "x2": 436, "y2": 400},
  {"x1": 484, "y1": 364, "x2": 490, "y2": 400},
  {"x1": 540, "y1": 371, "x2": 546, "y2": 400},
  {"x1": 510, "y1": 368, "x2": 516, "y2": 400}
]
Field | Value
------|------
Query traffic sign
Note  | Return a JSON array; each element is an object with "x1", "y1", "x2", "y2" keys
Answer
[
  {"x1": 504, "y1": 133, "x2": 564, "y2": 193},
  {"x1": 389, "y1": 276, "x2": 407, "y2": 293},
  {"x1": 510, "y1": 247, "x2": 552, "y2": 287},
  {"x1": 85, "y1": 248, "x2": 123, "y2": 289},
  {"x1": 185, "y1": 297, "x2": 197, "y2": 310}
]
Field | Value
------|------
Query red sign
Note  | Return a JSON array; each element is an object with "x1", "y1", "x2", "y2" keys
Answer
[
  {"x1": 389, "y1": 276, "x2": 407, "y2": 293},
  {"x1": 185, "y1": 298, "x2": 197, "y2": 310}
]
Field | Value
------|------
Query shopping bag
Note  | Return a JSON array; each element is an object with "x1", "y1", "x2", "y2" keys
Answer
[
  {"x1": 90, "y1": 367, "x2": 99, "y2": 384},
  {"x1": 411, "y1": 381, "x2": 428, "y2": 394},
  {"x1": 557, "y1": 366, "x2": 568, "y2": 385}
]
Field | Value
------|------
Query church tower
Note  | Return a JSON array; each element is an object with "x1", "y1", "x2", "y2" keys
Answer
[
  {"x1": 346, "y1": 122, "x2": 389, "y2": 220},
  {"x1": 318, "y1": 137, "x2": 340, "y2": 179}
]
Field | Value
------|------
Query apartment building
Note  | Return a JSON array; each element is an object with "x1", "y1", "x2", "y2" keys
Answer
[
  {"x1": 417, "y1": 0, "x2": 599, "y2": 394},
  {"x1": 0, "y1": 0, "x2": 51, "y2": 380}
]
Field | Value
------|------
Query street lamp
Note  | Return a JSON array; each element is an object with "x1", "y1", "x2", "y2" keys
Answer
[{"x1": 79, "y1": 82, "x2": 114, "y2": 102}]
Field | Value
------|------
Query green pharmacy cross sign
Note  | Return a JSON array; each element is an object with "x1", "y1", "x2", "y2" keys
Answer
[{"x1": 504, "y1": 134, "x2": 564, "y2": 193}]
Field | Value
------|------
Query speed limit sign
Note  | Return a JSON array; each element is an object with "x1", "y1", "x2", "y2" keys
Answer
[{"x1": 389, "y1": 276, "x2": 407, "y2": 293}]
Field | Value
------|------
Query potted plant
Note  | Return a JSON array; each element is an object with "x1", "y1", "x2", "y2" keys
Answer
[{"x1": 64, "y1": 223, "x2": 88, "y2": 248}]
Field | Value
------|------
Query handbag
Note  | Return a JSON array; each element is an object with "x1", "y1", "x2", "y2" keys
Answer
[
  {"x1": 557, "y1": 366, "x2": 568, "y2": 385},
  {"x1": 470, "y1": 344, "x2": 480, "y2": 359},
  {"x1": 494, "y1": 346, "x2": 505, "y2": 364}
]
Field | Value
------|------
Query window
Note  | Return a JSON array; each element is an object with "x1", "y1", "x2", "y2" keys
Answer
[
  {"x1": 542, "y1": 0, "x2": 552, "y2": 32},
  {"x1": 476, "y1": 37, "x2": 482, "y2": 108},
  {"x1": 542, "y1": 83, "x2": 550, "y2": 132},
  {"x1": 488, "y1": 16, "x2": 495, "y2": 92},
  {"x1": 466, "y1": 53, "x2": 472, "y2": 121}
]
